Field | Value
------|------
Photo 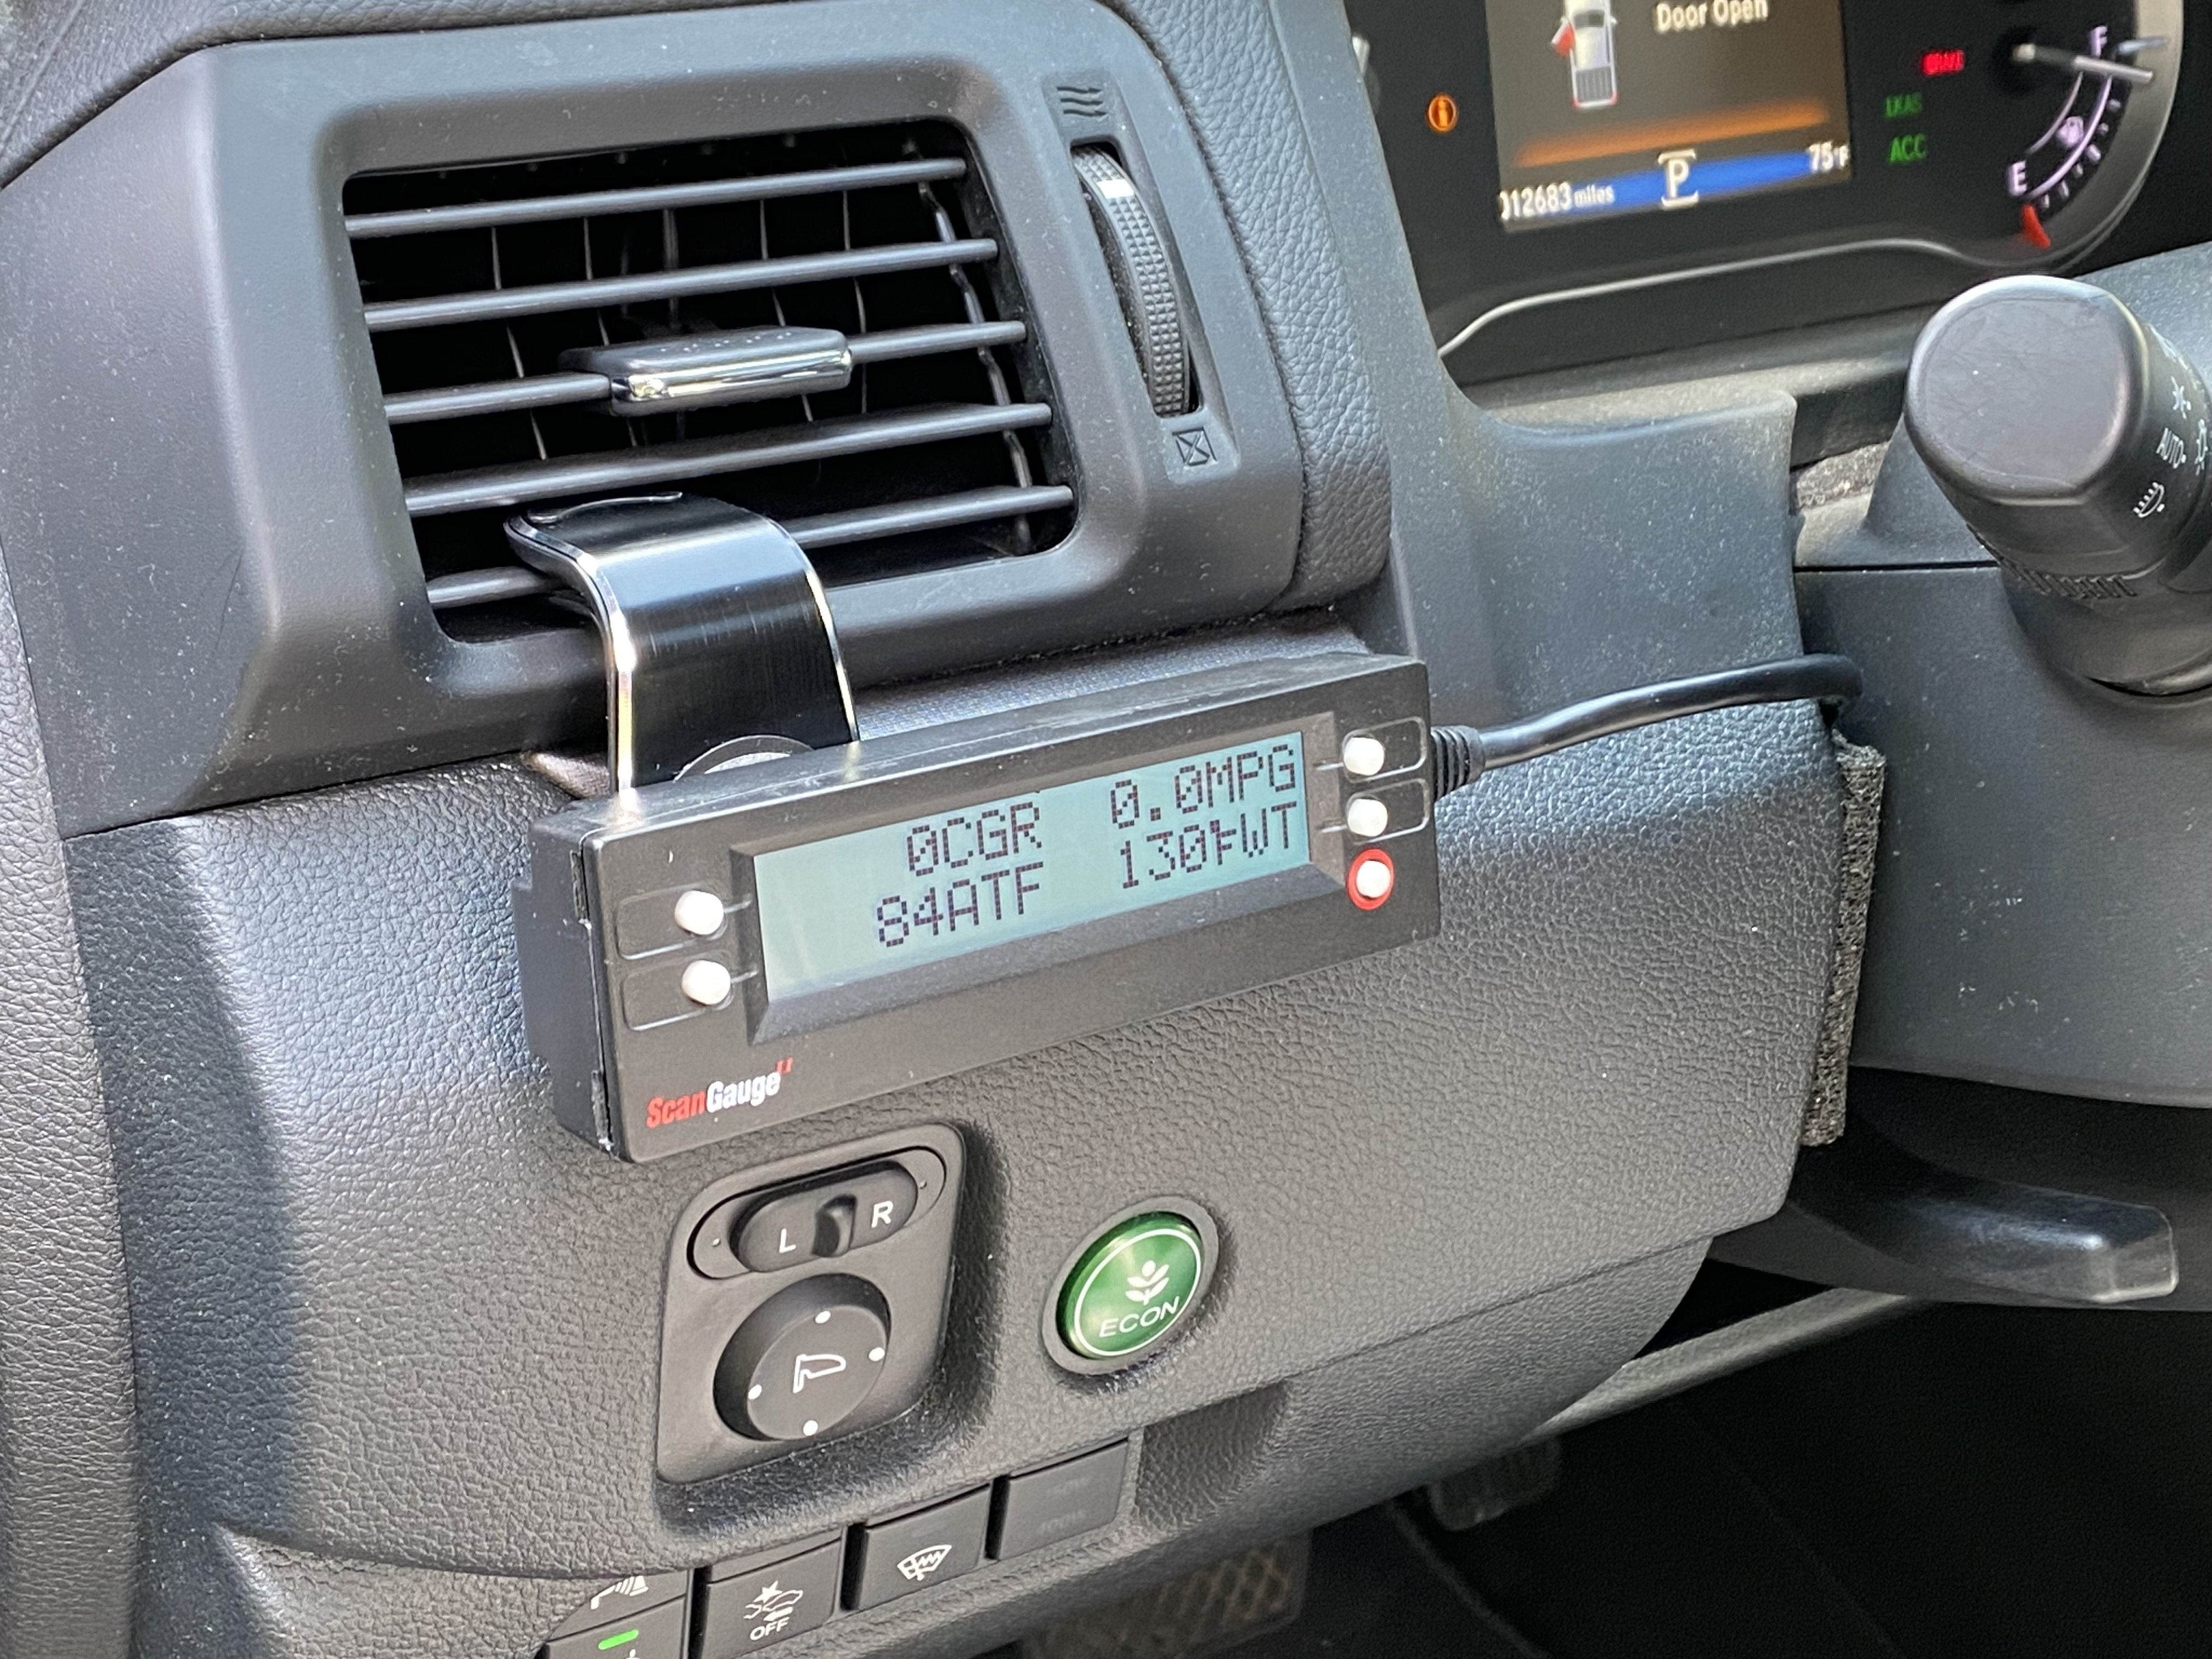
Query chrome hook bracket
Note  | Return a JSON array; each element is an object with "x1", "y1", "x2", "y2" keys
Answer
[{"x1": 506, "y1": 494, "x2": 857, "y2": 791}]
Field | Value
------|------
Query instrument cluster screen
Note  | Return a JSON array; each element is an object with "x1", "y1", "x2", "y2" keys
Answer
[{"x1": 1485, "y1": 0, "x2": 1854, "y2": 228}]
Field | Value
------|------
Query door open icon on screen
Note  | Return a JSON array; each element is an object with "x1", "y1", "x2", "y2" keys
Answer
[
  {"x1": 792, "y1": 1351, "x2": 848, "y2": 1393},
  {"x1": 1551, "y1": 2, "x2": 1619, "y2": 110}
]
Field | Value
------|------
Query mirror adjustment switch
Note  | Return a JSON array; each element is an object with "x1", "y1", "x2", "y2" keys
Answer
[
  {"x1": 545, "y1": 1595, "x2": 686, "y2": 1659},
  {"x1": 737, "y1": 1188, "x2": 844, "y2": 1269},
  {"x1": 715, "y1": 1276, "x2": 890, "y2": 1442},
  {"x1": 847, "y1": 1165, "x2": 919, "y2": 1247},
  {"x1": 847, "y1": 1488, "x2": 991, "y2": 1609},
  {"x1": 735, "y1": 1164, "x2": 919, "y2": 1272}
]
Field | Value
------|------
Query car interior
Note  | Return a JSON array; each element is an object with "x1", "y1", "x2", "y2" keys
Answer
[{"x1": 5, "y1": 1, "x2": 2212, "y2": 1655}]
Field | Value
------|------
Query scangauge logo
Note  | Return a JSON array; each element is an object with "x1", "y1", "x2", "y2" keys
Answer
[{"x1": 644, "y1": 1057, "x2": 794, "y2": 1130}]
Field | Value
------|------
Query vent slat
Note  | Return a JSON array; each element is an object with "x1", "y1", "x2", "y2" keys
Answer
[
  {"x1": 404, "y1": 402, "x2": 1055, "y2": 517},
  {"x1": 345, "y1": 156, "x2": 967, "y2": 239},
  {"x1": 385, "y1": 371, "x2": 613, "y2": 426},
  {"x1": 364, "y1": 238, "x2": 999, "y2": 333},
  {"x1": 845, "y1": 319, "x2": 1029, "y2": 364},
  {"x1": 384, "y1": 320, "x2": 1030, "y2": 426},
  {"x1": 348, "y1": 124, "x2": 1070, "y2": 621},
  {"x1": 425, "y1": 483, "x2": 1079, "y2": 610},
  {"x1": 776, "y1": 482, "x2": 1077, "y2": 551}
]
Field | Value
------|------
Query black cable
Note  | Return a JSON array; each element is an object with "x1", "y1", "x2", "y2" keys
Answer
[{"x1": 1431, "y1": 653, "x2": 1863, "y2": 799}]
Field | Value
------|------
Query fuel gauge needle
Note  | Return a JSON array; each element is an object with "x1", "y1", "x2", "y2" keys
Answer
[{"x1": 2011, "y1": 42, "x2": 2156, "y2": 85}]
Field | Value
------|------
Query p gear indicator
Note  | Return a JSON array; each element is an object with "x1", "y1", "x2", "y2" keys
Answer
[{"x1": 515, "y1": 655, "x2": 1440, "y2": 1161}]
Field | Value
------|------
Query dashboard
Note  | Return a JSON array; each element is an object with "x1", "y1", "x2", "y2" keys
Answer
[
  {"x1": 1350, "y1": 0, "x2": 2200, "y2": 379},
  {"x1": 5, "y1": 1, "x2": 2212, "y2": 1657}
]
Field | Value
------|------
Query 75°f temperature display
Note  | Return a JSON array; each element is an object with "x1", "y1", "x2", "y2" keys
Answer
[{"x1": 753, "y1": 733, "x2": 1311, "y2": 999}]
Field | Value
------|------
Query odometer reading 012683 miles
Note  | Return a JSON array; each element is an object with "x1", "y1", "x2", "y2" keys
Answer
[{"x1": 753, "y1": 733, "x2": 1312, "y2": 1000}]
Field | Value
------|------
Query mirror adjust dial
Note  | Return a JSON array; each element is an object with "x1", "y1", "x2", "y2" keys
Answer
[{"x1": 714, "y1": 1276, "x2": 891, "y2": 1442}]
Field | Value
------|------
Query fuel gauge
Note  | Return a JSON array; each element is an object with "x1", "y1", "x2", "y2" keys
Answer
[{"x1": 2004, "y1": 21, "x2": 2166, "y2": 248}]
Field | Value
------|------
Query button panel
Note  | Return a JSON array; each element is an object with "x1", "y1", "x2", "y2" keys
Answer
[
  {"x1": 537, "y1": 1443, "x2": 1131, "y2": 1659},
  {"x1": 661, "y1": 1130, "x2": 962, "y2": 1485}
]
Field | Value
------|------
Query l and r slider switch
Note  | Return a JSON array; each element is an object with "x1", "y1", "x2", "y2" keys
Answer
[{"x1": 735, "y1": 1164, "x2": 919, "y2": 1271}]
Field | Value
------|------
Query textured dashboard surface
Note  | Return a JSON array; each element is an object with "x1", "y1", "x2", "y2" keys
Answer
[
  {"x1": 1794, "y1": 242, "x2": 2212, "y2": 1108},
  {"x1": 66, "y1": 665, "x2": 1839, "y2": 1652},
  {"x1": 0, "y1": 564, "x2": 138, "y2": 1655},
  {"x1": 1, "y1": 8, "x2": 1863, "y2": 1659},
  {"x1": 1097, "y1": 0, "x2": 1393, "y2": 604}
]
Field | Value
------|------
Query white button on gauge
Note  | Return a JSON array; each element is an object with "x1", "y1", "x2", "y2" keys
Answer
[
  {"x1": 1341, "y1": 734, "x2": 1387, "y2": 777},
  {"x1": 1345, "y1": 795, "x2": 1390, "y2": 839},
  {"x1": 1352, "y1": 857, "x2": 1394, "y2": 901},
  {"x1": 680, "y1": 960, "x2": 733, "y2": 1006},
  {"x1": 672, "y1": 889, "x2": 725, "y2": 936}
]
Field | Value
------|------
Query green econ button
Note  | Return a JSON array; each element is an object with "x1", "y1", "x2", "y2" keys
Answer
[{"x1": 1053, "y1": 1209, "x2": 1214, "y2": 1369}]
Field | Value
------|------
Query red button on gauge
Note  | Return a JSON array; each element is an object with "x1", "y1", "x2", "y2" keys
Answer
[{"x1": 1347, "y1": 848, "x2": 1395, "y2": 910}]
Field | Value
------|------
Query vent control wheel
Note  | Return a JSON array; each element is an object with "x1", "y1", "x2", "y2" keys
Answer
[{"x1": 1073, "y1": 149, "x2": 1194, "y2": 417}]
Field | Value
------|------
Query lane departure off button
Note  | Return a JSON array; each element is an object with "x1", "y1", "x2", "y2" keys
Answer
[
  {"x1": 847, "y1": 1488, "x2": 991, "y2": 1609},
  {"x1": 1055, "y1": 1212, "x2": 1208, "y2": 1366},
  {"x1": 698, "y1": 1541, "x2": 842, "y2": 1654}
]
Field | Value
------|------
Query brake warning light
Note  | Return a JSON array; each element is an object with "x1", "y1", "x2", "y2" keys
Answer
[{"x1": 1922, "y1": 48, "x2": 1967, "y2": 77}]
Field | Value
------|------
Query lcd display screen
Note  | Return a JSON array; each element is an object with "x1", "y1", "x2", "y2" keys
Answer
[
  {"x1": 1485, "y1": 0, "x2": 1853, "y2": 229},
  {"x1": 754, "y1": 732, "x2": 1312, "y2": 998}
]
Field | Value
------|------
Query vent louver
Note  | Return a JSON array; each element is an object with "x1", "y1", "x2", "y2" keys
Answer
[{"x1": 344, "y1": 124, "x2": 1073, "y2": 635}]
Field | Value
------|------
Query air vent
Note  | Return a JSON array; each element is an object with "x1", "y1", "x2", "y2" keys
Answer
[{"x1": 343, "y1": 124, "x2": 1074, "y2": 636}]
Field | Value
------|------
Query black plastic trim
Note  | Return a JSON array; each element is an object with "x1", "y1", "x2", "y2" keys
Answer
[{"x1": 0, "y1": 1, "x2": 1300, "y2": 834}]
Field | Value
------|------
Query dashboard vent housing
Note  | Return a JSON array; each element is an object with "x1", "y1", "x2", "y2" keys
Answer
[{"x1": 344, "y1": 123, "x2": 1073, "y2": 635}]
